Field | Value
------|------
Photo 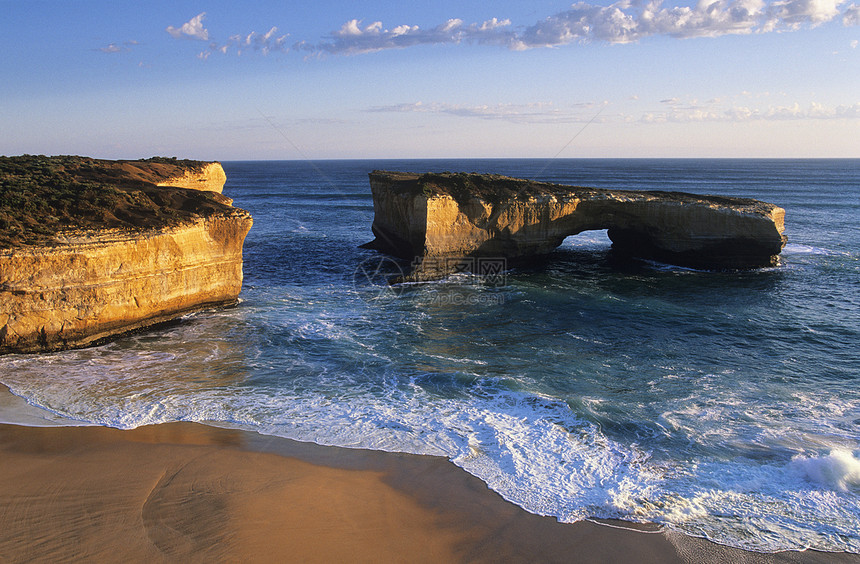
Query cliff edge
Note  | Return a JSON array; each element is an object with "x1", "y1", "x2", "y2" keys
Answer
[
  {"x1": 362, "y1": 171, "x2": 786, "y2": 278},
  {"x1": 0, "y1": 155, "x2": 252, "y2": 353}
]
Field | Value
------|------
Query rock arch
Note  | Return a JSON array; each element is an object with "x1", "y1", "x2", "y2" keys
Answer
[{"x1": 362, "y1": 171, "x2": 786, "y2": 278}]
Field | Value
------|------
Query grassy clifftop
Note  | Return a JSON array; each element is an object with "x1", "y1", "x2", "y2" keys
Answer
[
  {"x1": 370, "y1": 170, "x2": 774, "y2": 211},
  {"x1": 0, "y1": 155, "x2": 234, "y2": 249}
]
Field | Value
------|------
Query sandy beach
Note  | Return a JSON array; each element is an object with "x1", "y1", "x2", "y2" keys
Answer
[{"x1": 1, "y1": 403, "x2": 858, "y2": 563}]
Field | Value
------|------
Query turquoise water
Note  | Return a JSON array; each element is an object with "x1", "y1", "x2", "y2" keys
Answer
[{"x1": 2, "y1": 159, "x2": 859, "y2": 553}]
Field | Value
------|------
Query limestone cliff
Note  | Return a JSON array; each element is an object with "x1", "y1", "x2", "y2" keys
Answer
[
  {"x1": 0, "y1": 156, "x2": 252, "y2": 353},
  {"x1": 362, "y1": 171, "x2": 786, "y2": 276},
  {"x1": 155, "y1": 162, "x2": 227, "y2": 194}
]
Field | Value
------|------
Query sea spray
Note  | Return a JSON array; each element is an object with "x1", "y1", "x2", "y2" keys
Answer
[{"x1": 790, "y1": 449, "x2": 860, "y2": 492}]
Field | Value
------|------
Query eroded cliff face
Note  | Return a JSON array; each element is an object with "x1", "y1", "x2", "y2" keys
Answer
[
  {"x1": 155, "y1": 162, "x2": 227, "y2": 194},
  {"x1": 0, "y1": 213, "x2": 251, "y2": 353},
  {"x1": 363, "y1": 171, "x2": 786, "y2": 276},
  {"x1": 0, "y1": 157, "x2": 251, "y2": 353}
]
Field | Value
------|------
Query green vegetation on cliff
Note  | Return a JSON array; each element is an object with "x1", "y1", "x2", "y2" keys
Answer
[
  {"x1": 379, "y1": 170, "x2": 773, "y2": 209},
  {"x1": 415, "y1": 172, "x2": 554, "y2": 204},
  {"x1": 0, "y1": 155, "x2": 231, "y2": 249}
]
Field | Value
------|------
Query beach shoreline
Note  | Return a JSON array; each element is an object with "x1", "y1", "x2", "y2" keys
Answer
[{"x1": 1, "y1": 389, "x2": 857, "y2": 563}]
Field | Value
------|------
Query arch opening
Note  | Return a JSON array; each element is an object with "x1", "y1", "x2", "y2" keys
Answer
[{"x1": 558, "y1": 229, "x2": 611, "y2": 252}]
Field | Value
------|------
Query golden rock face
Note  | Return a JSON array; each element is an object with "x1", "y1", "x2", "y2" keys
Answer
[
  {"x1": 0, "y1": 214, "x2": 253, "y2": 354},
  {"x1": 156, "y1": 162, "x2": 228, "y2": 194},
  {"x1": 363, "y1": 171, "x2": 786, "y2": 273},
  {"x1": 0, "y1": 160, "x2": 252, "y2": 353}
]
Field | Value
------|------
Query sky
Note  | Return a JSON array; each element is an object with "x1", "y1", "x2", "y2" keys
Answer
[{"x1": 1, "y1": 0, "x2": 858, "y2": 159}]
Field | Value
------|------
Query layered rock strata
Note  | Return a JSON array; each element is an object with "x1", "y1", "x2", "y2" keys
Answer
[
  {"x1": 0, "y1": 157, "x2": 252, "y2": 353},
  {"x1": 155, "y1": 162, "x2": 228, "y2": 193},
  {"x1": 362, "y1": 171, "x2": 786, "y2": 278}
]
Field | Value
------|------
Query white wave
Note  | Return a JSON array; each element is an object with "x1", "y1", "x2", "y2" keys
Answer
[
  {"x1": 422, "y1": 353, "x2": 488, "y2": 366},
  {"x1": 790, "y1": 449, "x2": 860, "y2": 492},
  {"x1": 560, "y1": 230, "x2": 612, "y2": 248},
  {"x1": 2, "y1": 337, "x2": 860, "y2": 554},
  {"x1": 0, "y1": 384, "x2": 94, "y2": 427},
  {"x1": 782, "y1": 243, "x2": 840, "y2": 256},
  {"x1": 4, "y1": 363, "x2": 860, "y2": 553}
]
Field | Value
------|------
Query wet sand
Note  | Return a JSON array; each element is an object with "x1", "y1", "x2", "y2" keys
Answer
[{"x1": 1, "y1": 420, "x2": 858, "y2": 563}]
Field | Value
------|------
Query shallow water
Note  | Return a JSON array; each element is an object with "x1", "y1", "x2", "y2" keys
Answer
[{"x1": 2, "y1": 159, "x2": 858, "y2": 553}]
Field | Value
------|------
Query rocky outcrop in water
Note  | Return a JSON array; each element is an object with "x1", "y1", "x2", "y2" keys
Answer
[
  {"x1": 362, "y1": 171, "x2": 786, "y2": 278},
  {"x1": 0, "y1": 156, "x2": 252, "y2": 353}
]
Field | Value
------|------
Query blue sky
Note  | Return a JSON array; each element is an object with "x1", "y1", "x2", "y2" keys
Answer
[{"x1": 2, "y1": 0, "x2": 858, "y2": 159}]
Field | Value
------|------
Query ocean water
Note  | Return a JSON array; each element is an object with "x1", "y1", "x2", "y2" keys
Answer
[{"x1": 2, "y1": 159, "x2": 859, "y2": 553}]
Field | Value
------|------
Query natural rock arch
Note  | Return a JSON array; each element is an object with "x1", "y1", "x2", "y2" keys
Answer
[{"x1": 362, "y1": 171, "x2": 786, "y2": 278}]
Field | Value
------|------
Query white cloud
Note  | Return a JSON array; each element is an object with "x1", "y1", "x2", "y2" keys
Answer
[
  {"x1": 513, "y1": 2, "x2": 641, "y2": 48},
  {"x1": 368, "y1": 95, "x2": 860, "y2": 125},
  {"x1": 640, "y1": 96, "x2": 860, "y2": 122},
  {"x1": 174, "y1": 2, "x2": 860, "y2": 61},
  {"x1": 308, "y1": 0, "x2": 857, "y2": 55},
  {"x1": 338, "y1": 19, "x2": 365, "y2": 36},
  {"x1": 479, "y1": 17, "x2": 512, "y2": 31},
  {"x1": 514, "y1": 0, "x2": 853, "y2": 47},
  {"x1": 240, "y1": 26, "x2": 289, "y2": 54},
  {"x1": 98, "y1": 43, "x2": 124, "y2": 54},
  {"x1": 199, "y1": 26, "x2": 290, "y2": 58},
  {"x1": 367, "y1": 101, "x2": 606, "y2": 123},
  {"x1": 844, "y1": 3, "x2": 860, "y2": 23},
  {"x1": 761, "y1": 0, "x2": 844, "y2": 31},
  {"x1": 167, "y1": 12, "x2": 209, "y2": 41},
  {"x1": 391, "y1": 24, "x2": 418, "y2": 37},
  {"x1": 97, "y1": 40, "x2": 138, "y2": 54},
  {"x1": 306, "y1": 17, "x2": 518, "y2": 55},
  {"x1": 314, "y1": 18, "x2": 475, "y2": 55},
  {"x1": 851, "y1": 39, "x2": 859, "y2": 47}
]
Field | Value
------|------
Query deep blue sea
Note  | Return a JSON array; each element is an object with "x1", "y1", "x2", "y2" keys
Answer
[{"x1": 2, "y1": 159, "x2": 859, "y2": 553}]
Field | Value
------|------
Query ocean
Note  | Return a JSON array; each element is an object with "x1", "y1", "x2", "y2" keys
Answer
[{"x1": 1, "y1": 159, "x2": 858, "y2": 553}]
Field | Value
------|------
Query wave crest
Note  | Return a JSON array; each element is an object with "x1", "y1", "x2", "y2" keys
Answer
[{"x1": 791, "y1": 449, "x2": 860, "y2": 492}]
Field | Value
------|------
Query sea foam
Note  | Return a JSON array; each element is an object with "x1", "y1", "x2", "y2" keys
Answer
[{"x1": 790, "y1": 449, "x2": 860, "y2": 492}]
